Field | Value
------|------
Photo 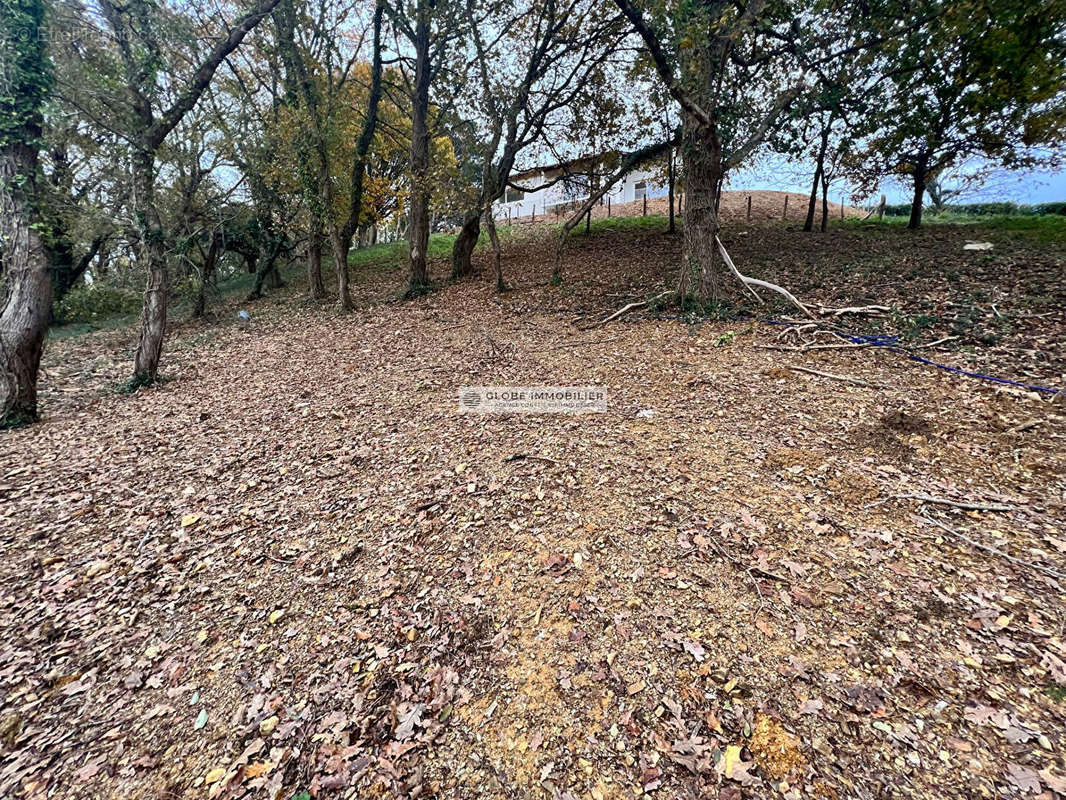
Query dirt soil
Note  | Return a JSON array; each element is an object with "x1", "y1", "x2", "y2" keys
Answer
[
  {"x1": 505, "y1": 190, "x2": 862, "y2": 226},
  {"x1": 1, "y1": 221, "x2": 1065, "y2": 800}
]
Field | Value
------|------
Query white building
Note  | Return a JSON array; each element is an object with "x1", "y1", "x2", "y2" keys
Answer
[{"x1": 493, "y1": 154, "x2": 668, "y2": 220}]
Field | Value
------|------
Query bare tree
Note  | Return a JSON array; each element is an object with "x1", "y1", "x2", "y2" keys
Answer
[
  {"x1": 95, "y1": 0, "x2": 281, "y2": 385},
  {"x1": 449, "y1": 0, "x2": 625, "y2": 286}
]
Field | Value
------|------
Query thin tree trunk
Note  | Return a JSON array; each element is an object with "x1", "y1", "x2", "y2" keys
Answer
[
  {"x1": 668, "y1": 150, "x2": 676, "y2": 234},
  {"x1": 820, "y1": 173, "x2": 829, "y2": 232},
  {"x1": 327, "y1": 223, "x2": 352, "y2": 309},
  {"x1": 193, "y1": 232, "x2": 220, "y2": 318},
  {"x1": 803, "y1": 166, "x2": 820, "y2": 232},
  {"x1": 247, "y1": 235, "x2": 284, "y2": 300},
  {"x1": 804, "y1": 126, "x2": 829, "y2": 233},
  {"x1": 131, "y1": 146, "x2": 168, "y2": 385},
  {"x1": 406, "y1": 0, "x2": 432, "y2": 296},
  {"x1": 307, "y1": 229, "x2": 325, "y2": 298}
]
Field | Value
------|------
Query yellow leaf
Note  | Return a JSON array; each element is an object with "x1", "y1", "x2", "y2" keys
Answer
[
  {"x1": 268, "y1": 609, "x2": 285, "y2": 625},
  {"x1": 181, "y1": 513, "x2": 200, "y2": 528},
  {"x1": 245, "y1": 761, "x2": 272, "y2": 779},
  {"x1": 205, "y1": 767, "x2": 226, "y2": 784},
  {"x1": 259, "y1": 715, "x2": 279, "y2": 735}
]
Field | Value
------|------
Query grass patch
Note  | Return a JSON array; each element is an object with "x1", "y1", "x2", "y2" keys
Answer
[
  {"x1": 348, "y1": 225, "x2": 525, "y2": 272},
  {"x1": 840, "y1": 213, "x2": 1066, "y2": 243},
  {"x1": 1045, "y1": 685, "x2": 1066, "y2": 703},
  {"x1": 568, "y1": 213, "x2": 678, "y2": 238}
]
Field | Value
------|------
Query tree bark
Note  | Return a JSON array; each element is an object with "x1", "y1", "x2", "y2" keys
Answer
[
  {"x1": 406, "y1": 0, "x2": 432, "y2": 296},
  {"x1": 668, "y1": 150, "x2": 676, "y2": 234},
  {"x1": 484, "y1": 209, "x2": 504, "y2": 292},
  {"x1": 131, "y1": 146, "x2": 168, "y2": 384},
  {"x1": 804, "y1": 125, "x2": 830, "y2": 233},
  {"x1": 679, "y1": 114, "x2": 726, "y2": 301},
  {"x1": 307, "y1": 229, "x2": 325, "y2": 298},
  {"x1": 908, "y1": 154, "x2": 929, "y2": 229},
  {"x1": 326, "y1": 223, "x2": 352, "y2": 309},
  {"x1": 819, "y1": 172, "x2": 829, "y2": 232},
  {"x1": 192, "y1": 231, "x2": 220, "y2": 318},
  {"x1": 450, "y1": 210, "x2": 480, "y2": 279},
  {"x1": 0, "y1": 141, "x2": 53, "y2": 426}
]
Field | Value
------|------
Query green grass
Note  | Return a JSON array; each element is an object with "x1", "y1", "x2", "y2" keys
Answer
[
  {"x1": 567, "y1": 213, "x2": 678, "y2": 238},
  {"x1": 841, "y1": 213, "x2": 1066, "y2": 243},
  {"x1": 347, "y1": 224, "x2": 528, "y2": 271}
]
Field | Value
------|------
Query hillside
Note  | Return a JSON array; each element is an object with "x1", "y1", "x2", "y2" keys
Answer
[
  {"x1": 502, "y1": 189, "x2": 863, "y2": 226},
  {"x1": 2, "y1": 216, "x2": 1065, "y2": 800}
]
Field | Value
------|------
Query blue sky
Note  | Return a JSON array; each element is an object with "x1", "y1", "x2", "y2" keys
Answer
[{"x1": 730, "y1": 158, "x2": 1066, "y2": 205}]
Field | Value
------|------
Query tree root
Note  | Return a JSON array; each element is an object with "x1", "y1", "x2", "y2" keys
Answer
[
  {"x1": 715, "y1": 236, "x2": 815, "y2": 319},
  {"x1": 582, "y1": 291, "x2": 670, "y2": 330}
]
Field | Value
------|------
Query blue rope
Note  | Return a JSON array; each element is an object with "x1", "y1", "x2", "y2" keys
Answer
[
  {"x1": 776, "y1": 323, "x2": 1060, "y2": 395},
  {"x1": 655, "y1": 311, "x2": 1061, "y2": 394}
]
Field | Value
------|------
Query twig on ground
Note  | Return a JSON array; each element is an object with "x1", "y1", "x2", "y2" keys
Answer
[
  {"x1": 815, "y1": 305, "x2": 891, "y2": 317},
  {"x1": 264, "y1": 552, "x2": 296, "y2": 565},
  {"x1": 503, "y1": 453, "x2": 561, "y2": 465},
  {"x1": 787, "y1": 365, "x2": 887, "y2": 389},
  {"x1": 1009, "y1": 419, "x2": 1042, "y2": 434},
  {"x1": 544, "y1": 337, "x2": 622, "y2": 351},
  {"x1": 908, "y1": 336, "x2": 959, "y2": 349},
  {"x1": 885, "y1": 493, "x2": 1012, "y2": 512},
  {"x1": 920, "y1": 512, "x2": 1065, "y2": 581},
  {"x1": 758, "y1": 342, "x2": 872, "y2": 353},
  {"x1": 583, "y1": 292, "x2": 670, "y2": 330}
]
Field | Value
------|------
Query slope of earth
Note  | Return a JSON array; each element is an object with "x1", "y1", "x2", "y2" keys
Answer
[
  {"x1": 504, "y1": 190, "x2": 861, "y2": 227},
  {"x1": 1, "y1": 219, "x2": 1064, "y2": 800}
]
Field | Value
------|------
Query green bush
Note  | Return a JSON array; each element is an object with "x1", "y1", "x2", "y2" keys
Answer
[{"x1": 53, "y1": 283, "x2": 141, "y2": 324}]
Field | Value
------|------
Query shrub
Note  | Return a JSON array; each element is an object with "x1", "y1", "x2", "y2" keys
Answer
[{"x1": 53, "y1": 284, "x2": 142, "y2": 325}]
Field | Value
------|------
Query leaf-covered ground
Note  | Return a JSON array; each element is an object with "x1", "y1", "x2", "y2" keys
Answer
[{"x1": 1, "y1": 219, "x2": 1065, "y2": 800}]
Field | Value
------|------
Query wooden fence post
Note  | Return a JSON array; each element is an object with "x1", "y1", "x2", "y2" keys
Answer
[
  {"x1": 746, "y1": 195, "x2": 752, "y2": 222},
  {"x1": 643, "y1": 194, "x2": 647, "y2": 216},
  {"x1": 783, "y1": 195, "x2": 788, "y2": 220},
  {"x1": 532, "y1": 206, "x2": 535, "y2": 223},
  {"x1": 607, "y1": 196, "x2": 611, "y2": 217},
  {"x1": 840, "y1": 194, "x2": 845, "y2": 219}
]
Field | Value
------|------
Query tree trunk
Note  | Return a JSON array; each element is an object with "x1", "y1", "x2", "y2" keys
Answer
[
  {"x1": 679, "y1": 115, "x2": 726, "y2": 301},
  {"x1": 193, "y1": 232, "x2": 220, "y2": 318},
  {"x1": 820, "y1": 173, "x2": 829, "y2": 233},
  {"x1": 668, "y1": 150, "x2": 676, "y2": 234},
  {"x1": 0, "y1": 142, "x2": 53, "y2": 426},
  {"x1": 406, "y1": 0, "x2": 432, "y2": 296},
  {"x1": 266, "y1": 263, "x2": 283, "y2": 290},
  {"x1": 804, "y1": 126, "x2": 830, "y2": 233},
  {"x1": 908, "y1": 156, "x2": 928, "y2": 229},
  {"x1": 131, "y1": 146, "x2": 168, "y2": 385},
  {"x1": 307, "y1": 229, "x2": 325, "y2": 298},
  {"x1": 484, "y1": 209, "x2": 504, "y2": 292},
  {"x1": 247, "y1": 234, "x2": 284, "y2": 300},
  {"x1": 450, "y1": 210, "x2": 480, "y2": 279},
  {"x1": 327, "y1": 223, "x2": 352, "y2": 310}
]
